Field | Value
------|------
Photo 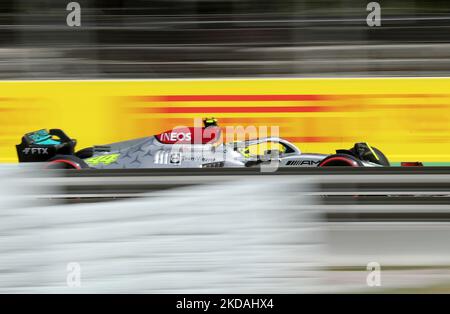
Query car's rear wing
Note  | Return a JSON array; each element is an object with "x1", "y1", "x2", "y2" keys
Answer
[{"x1": 16, "y1": 129, "x2": 76, "y2": 162}]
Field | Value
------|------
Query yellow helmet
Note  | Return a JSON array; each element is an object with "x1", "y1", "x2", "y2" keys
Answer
[{"x1": 203, "y1": 117, "x2": 218, "y2": 127}]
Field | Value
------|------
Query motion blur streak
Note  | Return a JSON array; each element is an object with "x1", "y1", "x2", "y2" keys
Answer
[
  {"x1": 0, "y1": 168, "x2": 324, "y2": 293},
  {"x1": 1, "y1": 78, "x2": 450, "y2": 164},
  {"x1": 1, "y1": 167, "x2": 450, "y2": 293},
  {"x1": 0, "y1": 0, "x2": 449, "y2": 295},
  {"x1": 1, "y1": 1, "x2": 450, "y2": 79}
]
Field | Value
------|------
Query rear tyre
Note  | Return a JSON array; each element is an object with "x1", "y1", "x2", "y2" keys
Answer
[
  {"x1": 46, "y1": 155, "x2": 89, "y2": 169},
  {"x1": 318, "y1": 154, "x2": 364, "y2": 167}
]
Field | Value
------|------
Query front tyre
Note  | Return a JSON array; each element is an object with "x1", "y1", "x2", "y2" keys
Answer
[
  {"x1": 370, "y1": 146, "x2": 390, "y2": 166},
  {"x1": 318, "y1": 154, "x2": 364, "y2": 167}
]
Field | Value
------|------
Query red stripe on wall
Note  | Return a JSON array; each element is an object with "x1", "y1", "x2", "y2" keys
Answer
[
  {"x1": 129, "y1": 94, "x2": 449, "y2": 103},
  {"x1": 286, "y1": 136, "x2": 351, "y2": 143},
  {"x1": 136, "y1": 106, "x2": 336, "y2": 113},
  {"x1": 133, "y1": 95, "x2": 334, "y2": 102}
]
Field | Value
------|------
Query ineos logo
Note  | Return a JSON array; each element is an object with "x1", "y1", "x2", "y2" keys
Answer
[{"x1": 161, "y1": 132, "x2": 192, "y2": 142}]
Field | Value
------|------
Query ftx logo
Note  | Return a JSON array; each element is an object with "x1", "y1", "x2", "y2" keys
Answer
[{"x1": 22, "y1": 147, "x2": 49, "y2": 155}]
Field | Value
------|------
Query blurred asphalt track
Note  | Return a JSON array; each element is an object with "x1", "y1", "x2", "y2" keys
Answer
[{"x1": 0, "y1": 165, "x2": 450, "y2": 293}]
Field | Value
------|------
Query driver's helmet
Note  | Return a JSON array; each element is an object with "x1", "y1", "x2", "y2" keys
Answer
[{"x1": 203, "y1": 117, "x2": 218, "y2": 128}]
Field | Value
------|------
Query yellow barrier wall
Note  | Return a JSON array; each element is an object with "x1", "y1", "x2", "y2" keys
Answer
[{"x1": 1, "y1": 78, "x2": 449, "y2": 163}]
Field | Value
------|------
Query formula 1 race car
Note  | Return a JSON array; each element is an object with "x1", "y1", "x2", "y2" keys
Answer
[{"x1": 16, "y1": 118, "x2": 393, "y2": 169}]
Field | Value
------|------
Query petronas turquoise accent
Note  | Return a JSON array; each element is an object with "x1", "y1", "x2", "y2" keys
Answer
[
  {"x1": 37, "y1": 138, "x2": 61, "y2": 145},
  {"x1": 29, "y1": 129, "x2": 60, "y2": 145}
]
